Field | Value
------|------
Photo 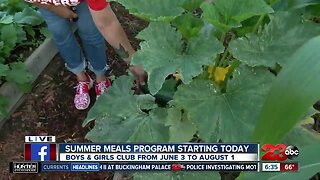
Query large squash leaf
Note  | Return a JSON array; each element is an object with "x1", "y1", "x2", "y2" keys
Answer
[
  {"x1": 171, "y1": 65, "x2": 274, "y2": 142},
  {"x1": 84, "y1": 76, "x2": 137, "y2": 123},
  {"x1": 165, "y1": 108, "x2": 197, "y2": 142},
  {"x1": 111, "y1": 0, "x2": 184, "y2": 21},
  {"x1": 201, "y1": 0, "x2": 274, "y2": 32},
  {"x1": 83, "y1": 76, "x2": 169, "y2": 143},
  {"x1": 229, "y1": 12, "x2": 320, "y2": 67},
  {"x1": 181, "y1": 0, "x2": 205, "y2": 12},
  {"x1": 172, "y1": 13, "x2": 204, "y2": 40},
  {"x1": 132, "y1": 22, "x2": 224, "y2": 95},
  {"x1": 272, "y1": 0, "x2": 320, "y2": 11}
]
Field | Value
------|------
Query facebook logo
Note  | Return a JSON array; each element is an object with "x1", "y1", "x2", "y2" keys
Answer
[
  {"x1": 25, "y1": 143, "x2": 56, "y2": 161},
  {"x1": 31, "y1": 144, "x2": 50, "y2": 161}
]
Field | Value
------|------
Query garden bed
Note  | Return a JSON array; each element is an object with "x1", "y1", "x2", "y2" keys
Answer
[
  {"x1": 0, "y1": 3, "x2": 146, "y2": 179},
  {"x1": 0, "y1": 37, "x2": 57, "y2": 127}
]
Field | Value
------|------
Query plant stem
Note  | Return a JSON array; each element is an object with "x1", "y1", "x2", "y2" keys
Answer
[
  {"x1": 220, "y1": 32, "x2": 226, "y2": 44},
  {"x1": 220, "y1": 29, "x2": 230, "y2": 44},
  {"x1": 253, "y1": 14, "x2": 266, "y2": 34},
  {"x1": 220, "y1": 59, "x2": 241, "y2": 93},
  {"x1": 217, "y1": 31, "x2": 229, "y2": 66},
  {"x1": 219, "y1": 47, "x2": 229, "y2": 67},
  {"x1": 222, "y1": 53, "x2": 231, "y2": 67}
]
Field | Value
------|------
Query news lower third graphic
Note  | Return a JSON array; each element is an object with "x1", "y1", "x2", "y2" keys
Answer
[{"x1": 9, "y1": 136, "x2": 301, "y2": 173}]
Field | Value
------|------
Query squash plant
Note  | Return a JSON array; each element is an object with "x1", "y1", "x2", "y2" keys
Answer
[{"x1": 83, "y1": 0, "x2": 320, "y2": 179}]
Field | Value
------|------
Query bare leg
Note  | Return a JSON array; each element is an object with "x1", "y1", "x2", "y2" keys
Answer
[
  {"x1": 96, "y1": 75, "x2": 106, "y2": 83},
  {"x1": 76, "y1": 71, "x2": 87, "y2": 81}
]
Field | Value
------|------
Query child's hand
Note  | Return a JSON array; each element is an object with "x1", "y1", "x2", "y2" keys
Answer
[
  {"x1": 53, "y1": 6, "x2": 78, "y2": 20},
  {"x1": 31, "y1": 3, "x2": 78, "y2": 21},
  {"x1": 129, "y1": 64, "x2": 147, "y2": 92}
]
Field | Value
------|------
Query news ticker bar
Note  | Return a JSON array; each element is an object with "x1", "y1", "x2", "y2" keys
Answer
[
  {"x1": 10, "y1": 162, "x2": 299, "y2": 173},
  {"x1": 9, "y1": 162, "x2": 260, "y2": 173}
]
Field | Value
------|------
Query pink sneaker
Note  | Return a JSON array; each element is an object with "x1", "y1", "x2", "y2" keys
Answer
[
  {"x1": 74, "y1": 73, "x2": 93, "y2": 110},
  {"x1": 95, "y1": 78, "x2": 111, "y2": 99}
]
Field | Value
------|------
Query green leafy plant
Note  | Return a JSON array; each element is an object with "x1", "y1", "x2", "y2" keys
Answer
[
  {"x1": 85, "y1": 0, "x2": 320, "y2": 179},
  {"x1": 0, "y1": 0, "x2": 48, "y2": 116}
]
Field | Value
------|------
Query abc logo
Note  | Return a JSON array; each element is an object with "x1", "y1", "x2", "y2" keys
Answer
[
  {"x1": 261, "y1": 144, "x2": 299, "y2": 161},
  {"x1": 285, "y1": 145, "x2": 299, "y2": 159}
]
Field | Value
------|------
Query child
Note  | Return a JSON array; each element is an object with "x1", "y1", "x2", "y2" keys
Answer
[{"x1": 25, "y1": 0, "x2": 145, "y2": 110}]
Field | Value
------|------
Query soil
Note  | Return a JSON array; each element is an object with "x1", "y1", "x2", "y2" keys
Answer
[{"x1": 0, "y1": 2, "x2": 147, "y2": 179}]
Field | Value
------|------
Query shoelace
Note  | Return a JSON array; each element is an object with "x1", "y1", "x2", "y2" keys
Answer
[
  {"x1": 75, "y1": 81, "x2": 89, "y2": 95},
  {"x1": 97, "y1": 81, "x2": 107, "y2": 93},
  {"x1": 74, "y1": 82, "x2": 90, "y2": 106}
]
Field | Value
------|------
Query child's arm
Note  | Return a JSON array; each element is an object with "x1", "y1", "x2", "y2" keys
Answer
[
  {"x1": 89, "y1": 5, "x2": 134, "y2": 61},
  {"x1": 87, "y1": 1, "x2": 146, "y2": 86}
]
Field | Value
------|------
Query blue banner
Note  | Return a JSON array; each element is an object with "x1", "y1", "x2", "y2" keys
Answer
[
  {"x1": 39, "y1": 162, "x2": 259, "y2": 172},
  {"x1": 58, "y1": 143, "x2": 259, "y2": 153}
]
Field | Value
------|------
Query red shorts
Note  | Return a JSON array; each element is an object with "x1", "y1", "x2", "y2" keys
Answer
[{"x1": 87, "y1": 0, "x2": 109, "y2": 11}]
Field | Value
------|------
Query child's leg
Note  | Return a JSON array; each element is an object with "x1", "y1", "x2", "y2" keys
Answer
[
  {"x1": 75, "y1": 1, "x2": 111, "y2": 99},
  {"x1": 75, "y1": 1, "x2": 109, "y2": 81},
  {"x1": 38, "y1": 7, "x2": 94, "y2": 110},
  {"x1": 38, "y1": 7, "x2": 87, "y2": 81}
]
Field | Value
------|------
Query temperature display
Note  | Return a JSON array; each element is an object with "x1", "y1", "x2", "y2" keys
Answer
[{"x1": 280, "y1": 162, "x2": 298, "y2": 172}]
